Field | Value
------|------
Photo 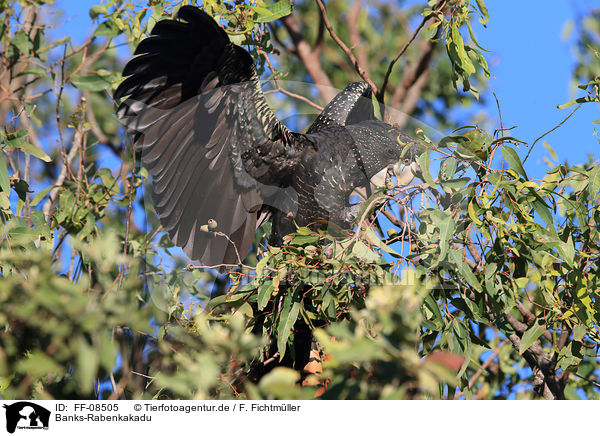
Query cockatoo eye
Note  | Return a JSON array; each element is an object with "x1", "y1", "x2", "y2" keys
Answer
[{"x1": 403, "y1": 158, "x2": 410, "y2": 165}]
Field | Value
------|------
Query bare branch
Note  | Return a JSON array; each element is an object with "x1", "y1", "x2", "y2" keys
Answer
[
  {"x1": 516, "y1": 303, "x2": 552, "y2": 341},
  {"x1": 455, "y1": 341, "x2": 506, "y2": 398},
  {"x1": 314, "y1": 6, "x2": 325, "y2": 55},
  {"x1": 524, "y1": 103, "x2": 583, "y2": 164},
  {"x1": 84, "y1": 90, "x2": 123, "y2": 154},
  {"x1": 314, "y1": 0, "x2": 378, "y2": 94},
  {"x1": 391, "y1": 69, "x2": 429, "y2": 128},
  {"x1": 378, "y1": 0, "x2": 447, "y2": 103},
  {"x1": 347, "y1": 0, "x2": 368, "y2": 77},
  {"x1": 117, "y1": 136, "x2": 135, "y2": 293},
  {"x1": 389, "y1": 37, "x2": 437, "y2": 113},
  {"x1": 43, "y1": 98, "x2": 87, "y2": 219},
  {"x1": 505, "y1": 312, "x2": 565, "y2": 400},
  {"x1": 262, "y1": 50, "x2": 324, "y2": 111},
  {"x1": 279, "y1": 15, "x2": 337, "y2": 102}
]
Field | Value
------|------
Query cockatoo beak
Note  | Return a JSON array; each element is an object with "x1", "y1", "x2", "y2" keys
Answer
[
  {"x1": 393, "y1": 160, "x2": 419, "y2": 186},
  {"x1": 369, "y1": 166, "x2": 389, "y2": 188},
  {"x1": 368, "y1": 159, "x2": 419, "y2": 193}
]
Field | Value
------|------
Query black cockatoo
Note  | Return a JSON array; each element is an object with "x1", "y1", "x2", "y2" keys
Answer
[{"x1": 115, "y1": 6, "x2": 420, "y2": 266}]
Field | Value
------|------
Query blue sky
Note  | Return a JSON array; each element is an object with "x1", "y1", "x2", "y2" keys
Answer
[{"x1": 474, "y1": 0, "x2": 598, "y2": 176}]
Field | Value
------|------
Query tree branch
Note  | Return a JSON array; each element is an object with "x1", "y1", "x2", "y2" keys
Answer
[
  {"x1": 314, "y1": 5, "x2": 325, "y2": 55},
  {"x1": 261, "y1": 50, "x2": 324, "y2": 111},
  {"x1": 279, "y1": 15, "x2": 337, "y2": 102},
  {"x1": 504, "y1": 312, "x2": 565, "y2": 399},
  {"x1": 314, "y1": 0, "x2": 378, "y2": 94},
  {"x1": 84, "y1": 90, "x2": 123, "y2": 154},
  {"x1": 378, "y1": 0, "x2": 447, "y2": 103},
  {"x1": 347, "y1": 0, "x2": 368, "y2": 78},
  {"x1": 43, "y1": 97, "x2": 87, "y2": 219},
  {"x1": 388, "y1": 37, "x2": 437, "y2": 127}
]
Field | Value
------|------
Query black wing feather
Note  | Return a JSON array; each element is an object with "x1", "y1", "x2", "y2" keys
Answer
[{"x1": 115, "y1": 6, "x2": 302, "y2": 265}]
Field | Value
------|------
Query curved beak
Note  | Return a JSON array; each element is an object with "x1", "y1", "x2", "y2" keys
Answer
[{"x1": 393, "y1": 160, "x2": 419, "y2": 186}]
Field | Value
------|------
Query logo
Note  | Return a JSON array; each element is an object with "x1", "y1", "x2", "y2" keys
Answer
[{"x1": 2, "y1": 402, "x2": 50, "y2": 434}]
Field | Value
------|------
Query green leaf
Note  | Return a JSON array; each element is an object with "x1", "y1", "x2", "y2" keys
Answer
[
  {"x1": 277, "y1": 293, "x2": 300, "y2": 358},
  {"x1": 1, "y1": 129, "x2": 48, "y2": 161},
  {"x1": 542, "y1": 141, "x2": 557, "y2": 161},
  {"x1": 462, "y1": 129, "x2": 491, "y2": 160},
  {"x1": 423, "y1": 294, "x2": 443, "y2": 329},
  {"x1": 0, "y1": 152, "x2": 10, "y2": 193},
  {"x1": 351, "y1": 239, "x2": 381, "y2": 262},
  {"x1": 588, "y1": 165, "x2": 600, "y2": 199},
  {"x1": 258, "y1": 367, "x2": 300, "y2": 397},
  {"x1": 11, "y1": 29, "x2": 33, "y2": 55},
  {"x1": 417, "y1": 149, "x2": 436, "y2": 188},
  {"x1": 253, "y1": 0, "x2": 292, "y2": 22},
  {"x1": 98, "y1": 168, "x2": 120, "y2": 195},
  {"x1": 562, "y1": 197, "x2": 589, "y2": 233},
  {"x1": 519, "y1": 320, "x2": 546, "y2": 354},
  {"x1": 440, "y1": 177, "x2": 470, "y2": 192},
  {"x1": 76, "y1": 338, "x2": 98, "y2": 394},
  {"x1": 0, "y1": 192, "x2": 10, "y2": 210},
  {"x1": 484, "y1": 263, "x2": 498, "y2": 297},
  {"x1": 491, "y1": 136, "x2": 527, "y2": 146},
  {"x1": 468, "y1": 199, "x2": 483, "y2": 226},
  {"x1": 257, "y1": 283, "x2": 274, "y2": 310},
  {"x1": 475, "y1": 0, "x2": 489, "y2": 22},
  {"x1": 30, "y1": 185, "x2": 56, "y2": 207},
  {"x1": 362, "y1": 226, "x2": 400, "y2": 258},
  {"x1": 289, "y1": 234, "x2": 320, "y2": 246},
  {"x1": 450, "y1": 23, "x2": 476, "y2": 75},
  {"x1": 15, "y1": 352, "x2": 62, "y2": 378},
  {"x1": 502, "y1": 146, "x2": 528, "y2": 180},
  {"x1": 255, "y1": 255, "x2": 269, "y2": 278},
  {"x1": 560, "y1": 234, "x2": 575, "y2": 267},
  {"x1": 30, "y1": 209, "x2": 52, "y2": 241},
  {"x1": 557, "y1": 96, "x2": 594, "y2": 109},
  {"x1": 147, "y1": 4, "x2": 164, "y2": 33},
  {"x1": 89, "y1": 5, "x2": 109, "y2": 19},
  {"x1": 441, "y1": 157, "x2": 457, "y2": 180},
  {"x1": 15, "y1": 140, "x2": 51, "y2": 162},
  {"x1": 93, "y1": 20, "x2": 121, "y2": 38},
  {"x1": 564, "y1": 385, "x2": 581, "y2": 400},
  {"x1": 449, "y1": 249, "x2": 482, "y2": 292},
  {"x1": 573, "y1": 325, "x2": 586, "y2": 342},
  {"x1": 530, "y1": 193, "x2": 554, "y2": 229},
  {"x1": 430, "y1": 210, "x2": 455, "y2": 264},
  {"x1": 72, "y1": 70, "x2": 115, "y2": 91}
]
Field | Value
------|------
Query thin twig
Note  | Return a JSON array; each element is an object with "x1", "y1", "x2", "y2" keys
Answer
[
  {"x1": 378, "y1": 0, "x2": 447, "y2": 103},
  {"x1": 84, "y1": 90, "x2": 123, "y2": 153},
  {"x1": 117, "y1": 136, "x2": 135, "y2": 292},
  {"x1": 261, "y1": 50, "x2": 324, "y2": 111},
  {"x1": 347, "y1": 0, "x2": 368, "y2": 77},
  {"x1": 107, "y1": 376, "x2": 127, "y2": 400},
  {"x1": 524, "y1": 103, "x2": 583, "y2": 164},
  {"x1": 314, "y1": 0, "x2": 378, "y2": 93},
  {"x1": 42, "y1": 102, "x2": 86, "y2": 220},
  {"x1": 469, "y1": 342, "x2": 504, "y2": 389}
]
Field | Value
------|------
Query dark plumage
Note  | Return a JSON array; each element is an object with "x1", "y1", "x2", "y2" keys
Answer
[{"x1": 115, "y1": 6, "x2": 420, "y2": 266}]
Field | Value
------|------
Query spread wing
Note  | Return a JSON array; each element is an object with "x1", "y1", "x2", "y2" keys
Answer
[{"x1": 115, "y1": 6, "x2": 302, "y2": 266}]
